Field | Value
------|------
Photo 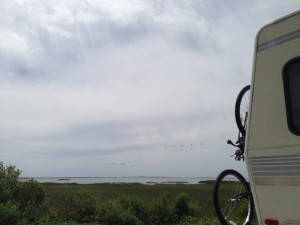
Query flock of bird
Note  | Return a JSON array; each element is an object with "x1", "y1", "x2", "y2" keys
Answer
[
  {"x1": 104, "y1": 143, "x2": 204, "y2": 166},
  {"x1": 104, "y1": 159, "x2": 141, "y2": 167},
  {"x1": 163, "y1": 143, "x2": 204, "y2": 152}
]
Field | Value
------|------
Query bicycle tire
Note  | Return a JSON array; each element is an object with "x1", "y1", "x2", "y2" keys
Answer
[
  {"x1": 235, "y1": 85, "x2": 250, "y2": 136},
  {"x1": 213, "y1": 169, "x2": 254, "y2": 225}
]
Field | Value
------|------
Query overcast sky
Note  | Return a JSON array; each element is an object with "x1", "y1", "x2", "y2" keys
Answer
[{"x1": 0, "y1": 0, "x2": 300, "y2": 177}]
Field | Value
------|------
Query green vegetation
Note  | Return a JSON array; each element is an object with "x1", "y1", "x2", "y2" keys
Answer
[
  {"x1": 41, "y1": 182, "x2": 218, "y2": 225},
  {"x1": 0, "y1": 162, "x2": 257, "y2": 225},
  {"x1": 0, "y1": 162, "x2": 46, "y2": 225}
]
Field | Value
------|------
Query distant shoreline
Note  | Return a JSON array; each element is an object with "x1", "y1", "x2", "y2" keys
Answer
[{"x1": 18, "y1": 176, "x2": 215, "y2": 185}]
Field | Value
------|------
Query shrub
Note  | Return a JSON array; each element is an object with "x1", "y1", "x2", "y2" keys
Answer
[
  {"x1": 0, "y1": 162, "x2": 21, "y2": 225},
  {"x1": 0, "y1": 162, "x2": 48, "y2": 224},
  {"x1": 15, "y1": 179, "x2": 47, "y2": 223},
  {"x1": 0, "y1": 162, "x2": 22, "y2": 203},
  {"x1": 17, "y1": 205, "x2": 48, "y2": 225},
  {"x1": 0, "y1": 202, "x2": 19, "y2": 225},
  {"x1": 148, "y1": 192, "x2": 175, "y2": 225},
  {"x1": 175, "y1": 192, "x2": 190, "y2": 219},
  {"x1": 16, "y1": 179, "x2": 45, "y2": 209},
  {"x1": 118, "y1": 195, "x2": 147, "y2": 221},
  {"x1": 96, "y1": 199, "x2": 143, "y2": 225}
]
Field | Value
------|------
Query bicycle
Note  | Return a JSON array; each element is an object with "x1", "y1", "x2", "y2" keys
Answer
[
  {"x1": 228, "y1": 85, "x2": 250, "y2": 161},
  {"x1": 213, "y1": 85, "x2": 254, "y2": 225}
]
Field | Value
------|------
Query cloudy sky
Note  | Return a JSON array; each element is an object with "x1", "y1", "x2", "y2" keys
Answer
[{"x1": 0, "y1": 0, "x2": 300, "y2": 177}]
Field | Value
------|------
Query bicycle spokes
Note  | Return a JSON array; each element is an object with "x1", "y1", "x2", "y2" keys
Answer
[{"x1": 213, "y1": 170, "x2": 254, "y2": 225}]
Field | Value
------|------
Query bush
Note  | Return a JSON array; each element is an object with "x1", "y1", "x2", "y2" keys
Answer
[
  {"x1": 174, "y1": 192, "x2": 200, "y2": 220},
  {"x1": 118, "y1": 195, "x2": 147, "y2": 221},
  {"x1": 16, "y1": 179, "x2": 45, "y2": 209},
  {"x1": 0, "y1": 162, "x2": 48, "y2": 224},
  {"x1": 175, "y1": 193, "x2": 190, "y2": 219},
  {"x1": 96, "y1": 199, "x2": 143, "y2": 225},
  {"x1": 148, "y1": 192, "x2": 175, "y2": 225},
  {"x1": 0, "y1": 162, "x2": 22, "y2": 225},
  {"x1": 0, "y1": 202, "x2": 19, "y2": 225},
  {"x1": 0, "y1": 162, "x2": 22, "y2": 203}
]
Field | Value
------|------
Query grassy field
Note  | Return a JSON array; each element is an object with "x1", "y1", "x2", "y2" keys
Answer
[
  {"x1": 0, "y1": 162, "x2": 258, "y2": 224},
  {"x1": 43, "y1": 181, "x2": 214, "y2": 215},
  {"x1": 41, "y1": 181, "x2": 215, "y2": 224},
  {"x1": 40, "y1": 181, "x2": 258, "y2": 225}
]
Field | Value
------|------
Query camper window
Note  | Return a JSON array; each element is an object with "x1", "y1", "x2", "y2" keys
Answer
[{"x1": 283, "y1": 57, "x2": 300, "y2": 135}]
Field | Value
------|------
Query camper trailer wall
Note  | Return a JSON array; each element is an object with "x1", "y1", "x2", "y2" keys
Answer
[{"x1": 246, "y1": 10, "x2": 300, "y2": 225}]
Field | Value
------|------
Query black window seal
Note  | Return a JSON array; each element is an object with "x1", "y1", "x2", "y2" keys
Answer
[{"x1": 282, "y1": 56, "x2": 300, "y2": 135}]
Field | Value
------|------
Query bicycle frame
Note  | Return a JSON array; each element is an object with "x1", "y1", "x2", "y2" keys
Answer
[{"x1": 228, "y1": 112, "x2": 248, "y2": 161}]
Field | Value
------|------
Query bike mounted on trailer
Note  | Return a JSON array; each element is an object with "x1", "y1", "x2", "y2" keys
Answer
[
  {"x1": 228, "y1": 85, "x2": 250, "y2": 162},
  {"x1": 213, "y1": 85, "x2": 254, "y2": 225}
]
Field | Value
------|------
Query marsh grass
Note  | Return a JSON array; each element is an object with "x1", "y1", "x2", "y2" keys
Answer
[
  {"x1": 0, "y1": 162, "x2": 258, "y2": 224},
  {"x1": 41, "y1": 182, "x2": 218, "y2": 224},
  {"x1": 0, "y1": 178, "x2": 257, "y2": 225}
]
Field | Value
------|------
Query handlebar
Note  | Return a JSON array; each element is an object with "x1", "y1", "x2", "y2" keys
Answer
[{"x1": 227, "y1": 136, "x2": 245, "y2": 161}]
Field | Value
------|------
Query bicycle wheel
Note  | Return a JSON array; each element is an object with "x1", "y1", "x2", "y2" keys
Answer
[
  {"x1": 213, "y1": 169, "x2": 254, "y2": 225},
  {"x1": 235, "y1": 85, "x2": 250, "y2": 136}
]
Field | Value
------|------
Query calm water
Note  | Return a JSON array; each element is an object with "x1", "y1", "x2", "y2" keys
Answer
[{"x1": 19, "y1": 177, "x2": 215, "y2": 185}]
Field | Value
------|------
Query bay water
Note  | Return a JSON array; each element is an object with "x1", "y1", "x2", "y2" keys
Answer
[{"x1": 19, "y1": 176, "x2": 214, "y2": 185}]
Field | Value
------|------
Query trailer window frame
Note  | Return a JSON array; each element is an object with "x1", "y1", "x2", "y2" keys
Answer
[{"x1": 283, "y1": 56, "x2": 300, "y2": 135}]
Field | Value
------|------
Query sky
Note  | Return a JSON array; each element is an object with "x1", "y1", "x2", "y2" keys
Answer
[{"x1": 0, "y1": 0, "x2": 300, "y2": 178}]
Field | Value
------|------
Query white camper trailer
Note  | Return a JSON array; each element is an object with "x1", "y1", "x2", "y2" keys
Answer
[{"x1": 246, "y1": 10, "x2": 300, "y2": 225}]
